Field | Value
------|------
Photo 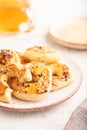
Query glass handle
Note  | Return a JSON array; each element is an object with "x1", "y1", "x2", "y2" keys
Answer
[{"x1": 19, "y1": 8, "x2": 35, "y2": 32}]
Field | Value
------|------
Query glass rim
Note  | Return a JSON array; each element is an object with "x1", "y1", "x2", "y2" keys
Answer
[{"x1": 0, "y1": 0, "x2": 30, "y2": 7}]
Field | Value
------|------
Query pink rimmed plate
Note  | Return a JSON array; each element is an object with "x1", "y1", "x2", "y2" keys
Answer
[{"x1": 0, "y1": 56, "x2": 82, "y2": 112}]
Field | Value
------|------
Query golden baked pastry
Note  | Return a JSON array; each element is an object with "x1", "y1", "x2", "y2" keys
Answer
[
  {"x1": 24, "y1": 46, "x2": 60, "y2": 63},
  {"x1": 9, "y1": 62, "x2": 52, "y2": 101},
  {"x1": 0, "y1": 83, "x2": 12, "y2": 103},
  {"x1": 0, "y1": 63, "x2": 32, "y2": 103},
  {"x1": 48, "y1": 63, "x2": 73, "y2": 91},
  {"x1": 17, "y1": 51, "x2": 30, "y2": 64},
  {"x1": 0, "y1": 49, "x2": 20, "y2": 67}
]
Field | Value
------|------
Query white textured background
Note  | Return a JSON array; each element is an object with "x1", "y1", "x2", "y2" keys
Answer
[{"x1": 0, "y1": 0, "x2": 87, "y2": 130}]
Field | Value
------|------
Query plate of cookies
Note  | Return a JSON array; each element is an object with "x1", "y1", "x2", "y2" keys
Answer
[
  {"x1": 48, "y1": 17, "x2": 87, "y2": 50},
  {"x1": 0, "y1": 46, "x2": 82, "y2": 111}
]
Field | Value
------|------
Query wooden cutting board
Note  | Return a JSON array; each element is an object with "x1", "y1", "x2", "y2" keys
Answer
[{"x1": 64, "y1": 98, "x2": 87, "y2": 130}]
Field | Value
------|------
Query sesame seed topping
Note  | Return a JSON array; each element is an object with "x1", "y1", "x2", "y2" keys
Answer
[{"x1": 44, "y1": 90, "x2": 48, "y2": 93}]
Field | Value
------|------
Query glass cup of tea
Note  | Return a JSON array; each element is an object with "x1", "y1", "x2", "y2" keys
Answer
[{"x1": 0, "y1": 0, "x2": 35, "y2": 32}]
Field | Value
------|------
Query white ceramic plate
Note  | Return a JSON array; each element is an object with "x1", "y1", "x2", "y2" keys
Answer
[
  {"x1": 0, "y1": 56, "x2": 82, "y2": 112},
  {"x1": 48, "y1": 17, "x2": 87, "y2": 50}
]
